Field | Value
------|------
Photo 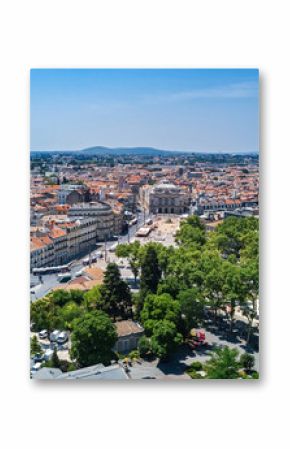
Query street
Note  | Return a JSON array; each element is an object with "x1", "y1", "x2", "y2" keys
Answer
[{"x1": 30, "y1": 209, "x2": 153, "y2": 301}]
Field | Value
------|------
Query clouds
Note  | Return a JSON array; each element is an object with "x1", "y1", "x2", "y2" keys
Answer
[
  {"x1": 142, "y1": 81, "x2": 258, "y2": 105},
  {"x1": 31, "y1": 69, "x2": 259, "y2": 152}
]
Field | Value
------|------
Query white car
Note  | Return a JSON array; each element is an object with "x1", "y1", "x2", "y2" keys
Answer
[
  {"x1": 43, "y1": 349, "x2": 54, "y2": 361},
  {"x1": 49, "y1": 330, "x2": 61, "y2": 342},
  {"x1": 57, "y1": 331, "x2": 68, "y2": 344},
  {"x1": 38, "y1": 329, "x2": 48, "y2": 339},
  {"x1": 31, "y1": 362, "x2": 42, "y2": 371}
]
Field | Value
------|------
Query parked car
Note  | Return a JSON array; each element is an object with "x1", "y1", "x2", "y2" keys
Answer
[
  {"x1": 43, "y1": 349, "x2": 54, "y2": 361},
  {"x1": 58, "y1": 273, "x2": 72, "y2": 283},
  {"x1": 57, "y1": 331, "x2": 68, "y2": 344},
  {"x1": 31, "y1": 362, "x2": 42, "y2": 371},
  {"x1": 38, "y1": 329, "x2": 48, "y2": 339},
  {"x1": 49, "y1": 330, "x2": 61, "y2": 342},
  {"x1": 75, "y1": 269, "x2": 84, "y2": 277},
  {"x1": 33, "y1": 353, "x2": 44, "y2": 362}
]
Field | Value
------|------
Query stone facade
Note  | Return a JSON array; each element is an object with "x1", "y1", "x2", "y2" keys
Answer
[
  {"x1": 149, "y1": 182, "x2": 191, "y2": 215},
  {"x1": 68, "y1": 201, "x2": 115, "y2": 240}
]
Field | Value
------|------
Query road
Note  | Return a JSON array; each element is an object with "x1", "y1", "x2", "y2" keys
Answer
[{"x1": 30, "y1": 209, "x2": 152, "y2": 301}]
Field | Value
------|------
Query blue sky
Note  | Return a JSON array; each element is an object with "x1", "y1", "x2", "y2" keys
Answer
[{"x1": 30, "y1": 69, "x2": 259, "y2": 153}]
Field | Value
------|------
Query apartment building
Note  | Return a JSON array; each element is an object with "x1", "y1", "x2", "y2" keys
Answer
[{"x1": 68, "y1": 201, "x2": 115, "y2": 240}]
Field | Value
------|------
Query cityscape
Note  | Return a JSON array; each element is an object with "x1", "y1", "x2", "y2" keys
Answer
[{"x1": 30, "y1": 69, "x2": 259, "y2": 380}]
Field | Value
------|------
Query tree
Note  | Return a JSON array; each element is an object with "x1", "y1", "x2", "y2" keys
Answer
[
  {"x1": 201, "y1": 253, "x2": 226, "y2": 319},
  {"x1": 116, "y1": 241, "x2": 141, "y2": 282},
  {"x1": 222, "y1": 262, "x2": 244, "y2": 332},
  {"x1": 157, "y1": 275, "x2": 183, "y2": 299},
  {"x1": 177, "y1": 288, "x2": 204, "y2": 336},
  {"x1": 31, "y1": 296, "x2": 60, "y2": 332},
  {"x1": 215, "y1": 216, "x2": 258, "y2": 258},
  {"x1": 59, "y1": 301, "x2": 82, "y2": 330},
  {"x1": 99, "y1": 263, "x2": 132, "y2": 320},
  {"x1": 45, "y1": 347, "x2": 61, "y2": 369},
  {"x1": 138, "y1": 336, "x2": 152, "y2": 358},
  {"x1": 175, "y1": 215, "x2": 206, "y2": 246},
  {"x1": 140, "y1": 245, "x2": 161, "y2": 300},
  {"x1": 175, "y1": 225, "x2": 206, "y2": 247},
  {"x1": 30, "y1": 335, "x2": 42, "y2": 356},
  {"x1": 240, "y1": 260, "x2": 259, "y2": 344},
  {"x1": 240, "y1": 353, "x2": 255, "y2": 372},
  {"x1": 151, "y1": 320, "x2": 183, "y2": 360},
  {"x1": 48, "y1": 289, "x2": 72, "y2": 307},
  {"x1": 83, "y1": 285, "x2": 104, "y2": 310},
  {"x1": 70, "y1": 310, "x2": 117, "y2": 367},
  {"x1": 140, "y1": 293, "x2": 181, "y2": 335},
  {"x1": 204, "y1": 347, "x2": 241, "y2": 379}
]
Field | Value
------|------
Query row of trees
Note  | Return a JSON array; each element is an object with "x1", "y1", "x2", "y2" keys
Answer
[
  {"x1": 31, "y1": 215, "x2": 258, "y2": 368},
  {"x1": 117, "y1": 215, "x2": 259, "y2": 359}
]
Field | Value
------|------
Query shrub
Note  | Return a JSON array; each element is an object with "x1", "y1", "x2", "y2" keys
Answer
[
  {"x1": 128, "y1": 350, "x2": 140, "y2": 360},
  {"x1": 240, "y1": 353, "x2": 255, "y2": 371},
  {"x1": 189, "y1": 361, "x2": 203, "y2": 371},
  {"x1": 186, "y1": 369, "x2": 202, "y2": 379},
  {"x1": 138, "y1": 336, "x2": 152, "y2": 358}
]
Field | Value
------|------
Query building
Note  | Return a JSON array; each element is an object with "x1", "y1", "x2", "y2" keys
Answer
[
  {"x1": 114, "y1": 320, "x2": 144, "y2": 353},
  {"x1": 32, "y1": 363, "x2": 129, "y2": 380},
  {"x1": 64, "y1": 217, "x2": 98, "y2": 260},
  {"x1": 30, "y1": 235, "x2": 54, "y2": 269},
  {"x1": 68, "y1": 201, "x2": 115, "y2": 240},
  {"x1": 57, "y1": 184, "x2": 89, "y2": 205},
  {"x1": 148, "y1": 181, "x2": 191, "y2": 214},
  {"x1": 30, "y1": 216, "x2": 102, "y2": 270}
]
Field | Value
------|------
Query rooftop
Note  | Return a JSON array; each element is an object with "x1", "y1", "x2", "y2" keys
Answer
[{"x1": 115, "y1": 320, "x2": 144, "y2": 337}]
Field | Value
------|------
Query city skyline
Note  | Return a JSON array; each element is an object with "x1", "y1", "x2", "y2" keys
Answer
[{"x1": 30, "y1": 69, "x2": 259, "y2": 153}]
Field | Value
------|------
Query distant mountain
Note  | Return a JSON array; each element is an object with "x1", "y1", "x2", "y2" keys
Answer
[
  {"x1": 78, "y1": 146, "x2": 183, "y2": 156},
  {"x1": 30, "y1": 146, "x2": 259, "y2": 157}
]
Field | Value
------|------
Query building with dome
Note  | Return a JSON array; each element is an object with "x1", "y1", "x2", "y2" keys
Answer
[{"x1": 148, "y1": 182, "x2": 191, "y2": 214}]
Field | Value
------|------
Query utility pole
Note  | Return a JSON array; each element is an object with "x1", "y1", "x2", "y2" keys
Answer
[{"x1": 104, "y1": 235, "x2": 107, "y2": 262}]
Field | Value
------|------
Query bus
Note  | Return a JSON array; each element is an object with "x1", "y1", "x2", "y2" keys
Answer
[{"x1": 32, "y1": 264, "x2": 70, "y2": 275}]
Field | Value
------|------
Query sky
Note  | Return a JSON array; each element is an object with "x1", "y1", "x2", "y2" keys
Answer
[{"x1": 30, "y1": 69, "x2": 259, "y2": 153}]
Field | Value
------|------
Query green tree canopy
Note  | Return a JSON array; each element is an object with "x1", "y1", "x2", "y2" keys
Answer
[
  {"x1": 30, "y1": 335, "x2": 42, "y2": 356},
  {"x1": 205, "y1": 346, "x2": 241, "y2": 379},
  {"x1": 83, "y1": 285, "x2": 104, "y2": 310},
  {"x1": 141, "y1": 293, "x2": 181, "y2": 335},
  {"x1": 177, "y1": 288, "x2": 204, "y2": 336},
  {"x1": 99, "y1": 263, "x2": 132, "y2": 320},
  {"x1": 151, "y1": 320, "x2": 183, "y2": 360},
  {"x1": 31, "y1": 297, "x2": 60, "y2": 332},
  {"x1": 240, "y1": 353, "x2": 255, "y2": 371},
  {"x1": 59, "y1": 301, "x2": 83, "y2": 330},
  {"x1": 116, "y1": 241, "x2": 141, "y2": 282},
  {"x1": 70, "y1": 310, "x2": 117, "y2": 367},
  {"x1": 140, "y1": 245, "x2": 162, "y2": 300}
]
